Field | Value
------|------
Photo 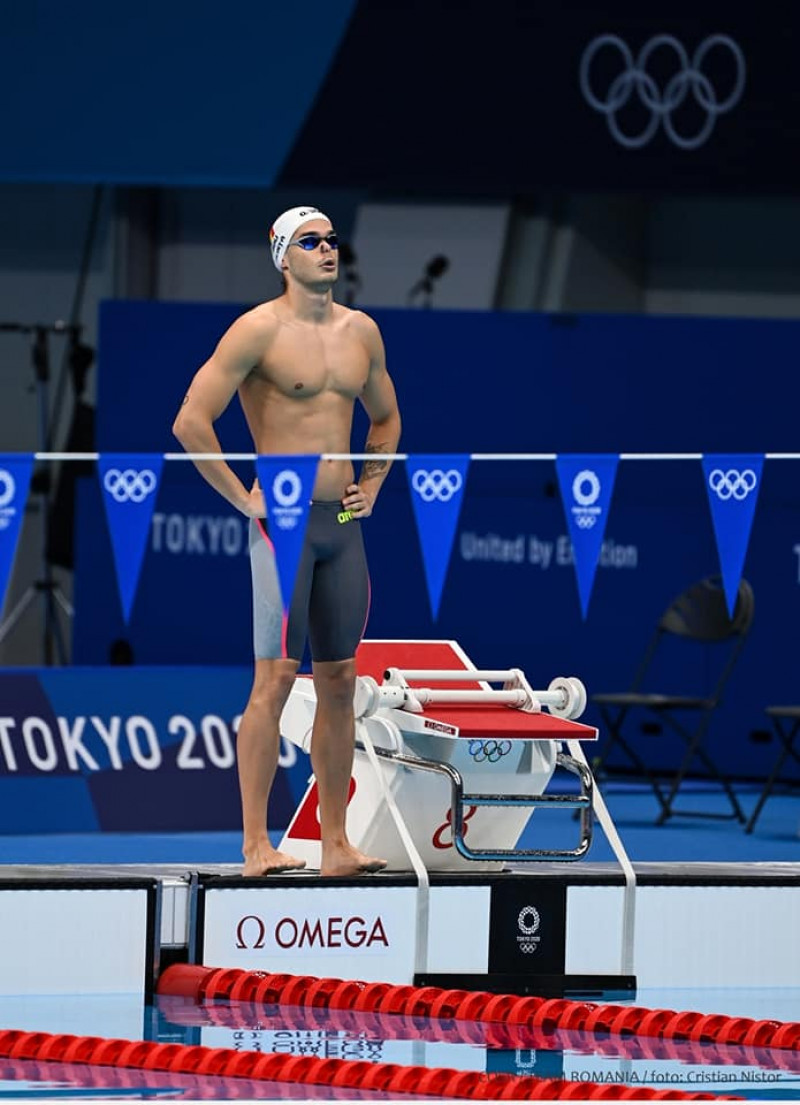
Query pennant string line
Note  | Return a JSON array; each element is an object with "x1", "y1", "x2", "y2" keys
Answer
[
  {"x1": 29, "y1": 452, "x2": 800, "y2": 462},
  {"x1": 0, "y1": 451, "x2": 772, "y2": 631}
]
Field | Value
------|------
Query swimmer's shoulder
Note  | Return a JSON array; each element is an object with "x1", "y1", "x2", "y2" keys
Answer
[
  {"x1": 219, "y1": 300, "x2": 284, "y2": 357},
  {"x1": 338, "y1": 304, "x2": 383, "y2": 345},
  {"x1": 236, "y1": 299, "x2": 283, "y2": 337}
]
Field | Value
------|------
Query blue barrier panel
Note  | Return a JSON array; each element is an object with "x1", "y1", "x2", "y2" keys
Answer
[
  {"x1": 74, "y1": 302, "x2": 800, "y2": 781},
  {"x1": 0, "y1": 667, "x2": 310, "y2": 834}
]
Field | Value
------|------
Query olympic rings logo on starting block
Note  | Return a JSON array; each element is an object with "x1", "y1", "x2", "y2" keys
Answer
[
  {"x1": 103, "y1": 468, "x2": 158, "y2": 504},
  {"x1": 517, "y1": 905, "x2": 542, "y2": 954},
  {"x1": 468, "y1": 738, "x2": 512, "y2": 763},
  {"x1": 411, "y1": 468, "x2": 463, "y2": 502}
]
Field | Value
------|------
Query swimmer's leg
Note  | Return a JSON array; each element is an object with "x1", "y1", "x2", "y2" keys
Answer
[
  {"x1": 239, "y1": 657, "x2": 308, "y2": 876},
  {"x1": 240, "y1": 519, "x2": 311, "y2": 876},
  {"x1": 310, "y1": 657, "x2": 387, "y2": 877}
]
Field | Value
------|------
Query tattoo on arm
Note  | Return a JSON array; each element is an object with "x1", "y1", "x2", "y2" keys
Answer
[{"x1": 361, "y1": 442, "x2": 391, "y2": 482}]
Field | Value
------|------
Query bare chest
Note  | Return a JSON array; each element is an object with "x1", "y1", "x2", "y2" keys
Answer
[{"x1": 259, "y1": 325, "x2": 369, "y2": 399}]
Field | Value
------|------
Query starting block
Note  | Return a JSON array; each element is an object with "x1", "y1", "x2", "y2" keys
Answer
[{"x1": 279, "y1": 640, "x2": 600, "y2": 872}]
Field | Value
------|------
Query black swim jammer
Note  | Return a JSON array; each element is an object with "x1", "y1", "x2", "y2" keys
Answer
[{"x1": 249, "y1": 501, "x2": 371, "y2": 663}]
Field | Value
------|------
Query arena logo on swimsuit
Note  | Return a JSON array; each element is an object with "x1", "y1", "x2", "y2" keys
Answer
[{"x1": 235, "y1": 913, "x2": 389, "y2": 951}]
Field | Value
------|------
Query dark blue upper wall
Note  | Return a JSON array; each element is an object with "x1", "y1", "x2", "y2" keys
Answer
[
  {"x1": 3, "y1": 1, "x2": 798, "y2": 193},
  {"x1": 98, "y1": 301, "x2": 800, "y2": 458}
]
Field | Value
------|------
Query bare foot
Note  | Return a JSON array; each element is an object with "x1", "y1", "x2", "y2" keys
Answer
[
  {"x1": 320, "y1": 843, "x2": 387, "y2": 877},
  {"x1": 242, "y1": 845, "x2": 307, "y2": 877}
]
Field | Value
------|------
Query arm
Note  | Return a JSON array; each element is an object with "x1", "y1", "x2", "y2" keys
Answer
[
  {"x1": 172, "y1": 311, "x2": 270, "y2": 517},
  {"x1": 343, "y1": 313, "x2": 401, "y2": 519}
]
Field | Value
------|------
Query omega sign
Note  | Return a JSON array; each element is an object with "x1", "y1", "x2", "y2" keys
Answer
[{"x1": 236, "y1": 913, "x2": 389, "y2": 952}]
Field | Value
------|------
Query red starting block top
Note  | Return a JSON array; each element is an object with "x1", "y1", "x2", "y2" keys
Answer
[{"x1": 355, "y1": 639, "x2": 598, "y2": 741}]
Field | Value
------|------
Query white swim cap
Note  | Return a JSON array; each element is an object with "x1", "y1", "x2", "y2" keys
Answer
[{"x1": 269, "y1": 205, "x2": 332, "y2": 271}]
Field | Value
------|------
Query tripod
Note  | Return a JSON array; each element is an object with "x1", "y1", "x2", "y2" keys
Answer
[
  {"x1": 407, "y1": 255, "x2": 450, "y2": 308},
  {"x1": 0, "y1": 323, "x2": 76, "y2": 665}
]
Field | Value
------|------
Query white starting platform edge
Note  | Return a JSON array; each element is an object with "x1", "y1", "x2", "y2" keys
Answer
[
  {"x1": 0, "y1": 643, "x2": 799, "y2": 1009},
  {"x1": 2, "y1": 862, "x2": 799, "y2": 1002}
]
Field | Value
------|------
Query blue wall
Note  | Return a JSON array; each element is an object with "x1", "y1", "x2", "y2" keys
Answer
[{"x1": 74, "y1": 301, "x2": 800, "y2": 780}]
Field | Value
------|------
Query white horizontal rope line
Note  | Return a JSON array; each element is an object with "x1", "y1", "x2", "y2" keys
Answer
[
  {"x1": 162, "y1": 452, "x2": 258, "y2": 462},
  {"x1": 618, "y1": 452, "x2": 703, "y2": 461},
  {"x1": 34, "y1": 452, "x2": 100, "y2": 461},
  {"x1": 470, "y1": 453, "x2": 557, "y2": 461},
  {"x1": 29, "y1": 450, "x2": 800, "y2": 462},
  {"x1": 320, "y1": 453, "x2": 409, "y2": 462}
]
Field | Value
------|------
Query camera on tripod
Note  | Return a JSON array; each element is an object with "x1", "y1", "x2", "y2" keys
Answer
[{"x1": 0, "y1": 321, "x2": 95, "y2": 665}]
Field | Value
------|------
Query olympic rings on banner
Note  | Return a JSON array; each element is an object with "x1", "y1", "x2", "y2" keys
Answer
[
  {"x1": 102, "y1": 468, "x2": 158, "y2": 503},
  {"x1": 708, "y1": 468, "x2": 757, "y2": 501},
  {"x1": 411, "y1": 468, "x2": 463, "y2": 502}
]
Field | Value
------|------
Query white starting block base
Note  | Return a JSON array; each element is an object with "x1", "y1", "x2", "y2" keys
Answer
[
  {"x1": 189, "y1": 865, "x2": 800, "y2": 994},
  {"x1": 1, "y1": 862, "x2": 799, "y2": 998},
  {"x1": 279, "y1": 640, "x2": 599, "y2": 873}
]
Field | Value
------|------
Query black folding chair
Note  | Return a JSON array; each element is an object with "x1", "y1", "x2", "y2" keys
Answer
[
  {"x1": 744, "y1": 707, "x2": 800, "y2": 833},
  {"x1": 591, "y1": 576, "x2": 755, "y2": 825}
]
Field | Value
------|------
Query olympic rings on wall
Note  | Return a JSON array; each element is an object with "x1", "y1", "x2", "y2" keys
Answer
[{"x1": 580, "y1": 33, "x2": 746, "y2": 149}]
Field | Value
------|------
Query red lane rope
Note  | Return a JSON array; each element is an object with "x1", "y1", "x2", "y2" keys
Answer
[
  {"x1": 156, "y1": 992, "x2": 800, "y2": 1074},
  {"x1": 158, "y1": 964, "x2": 800, "y2": 1055},
  {"x1": 0, "y1": 1056, "x2": 322, "y2": 1099},
  {"x1": 0, "y1": 1028, "x2": 733, "y2": 1101}
]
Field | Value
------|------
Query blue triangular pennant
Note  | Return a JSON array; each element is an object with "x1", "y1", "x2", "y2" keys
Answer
[
  {"x1": 255, "y1": 455, "x2": 319, "y2": 613},
  {"x1": 406, "y1": 455, "x2": 470, "y2": 620},
  {"x1": 0, "y1": 454, "x2": 34, "y2": 618},
  {"x1": 98, "y1": 453, "x2": 164, "y2": 623},
  {"x1": 702, "y1": 454, "x2": 763, "y2": 618},
  {"x1": 555, "y1": 454, "x2": 620, "y2": 619}
]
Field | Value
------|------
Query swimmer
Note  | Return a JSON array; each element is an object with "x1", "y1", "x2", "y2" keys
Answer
[{"x1": 173, "y1": 205, "x2": 401, "y2": 877}]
